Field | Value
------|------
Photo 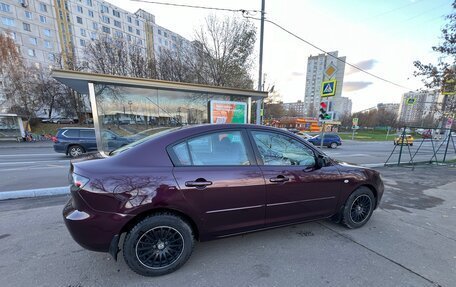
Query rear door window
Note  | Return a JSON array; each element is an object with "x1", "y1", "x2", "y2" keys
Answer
[{"x1": 80, "y1": 130, "x2": 95, "y2": 138}]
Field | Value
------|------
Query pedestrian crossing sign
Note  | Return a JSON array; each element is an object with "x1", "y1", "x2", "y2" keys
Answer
[
  {"x1": 321, "y1": 80, "x2": 337, "y2": 97},
  {"x1": 406, "y1": 98, "x2": 416, "y2": 105}
]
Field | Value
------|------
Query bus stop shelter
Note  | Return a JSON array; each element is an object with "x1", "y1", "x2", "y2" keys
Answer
[{"x1": 52, "y1": 69, "x2": 267, "y2": 154}]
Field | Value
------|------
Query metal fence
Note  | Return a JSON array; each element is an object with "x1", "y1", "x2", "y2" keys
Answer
[{"x1": 384, "y1": 126, "x2": 456, "y2": 168}]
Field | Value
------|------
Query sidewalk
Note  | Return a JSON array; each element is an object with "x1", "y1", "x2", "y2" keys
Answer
[{"x1": 0, "y1": 140, "x2": 53, "y2": 149}]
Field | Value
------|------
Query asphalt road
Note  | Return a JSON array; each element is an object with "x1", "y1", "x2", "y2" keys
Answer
[
  {"x1": 0, "y1": 139, "x2": 455, "y2": 192},
  {"x1": 0, "y1": 142, "x2": 70, "y2": 192},
  {"x1": 0, "y1": 166, "x2": 455, "y2": 286},
  {"x1": 323, "y1": 138, "x2": 455, "y2": 166}
]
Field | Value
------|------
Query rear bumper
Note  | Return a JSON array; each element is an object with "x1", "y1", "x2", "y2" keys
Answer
[{"x1": 62, "y1": 187, "x2": 133, "y2": 252}]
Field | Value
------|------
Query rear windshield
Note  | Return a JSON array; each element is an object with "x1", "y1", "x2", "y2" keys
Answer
[{"x1": 110, "y1": 127, "x2": 181, "y2": 156}]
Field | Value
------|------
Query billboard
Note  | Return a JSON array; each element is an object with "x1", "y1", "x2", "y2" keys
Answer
[{"x1": 209, "y1": 100, "x2": 247, "y2": 124}]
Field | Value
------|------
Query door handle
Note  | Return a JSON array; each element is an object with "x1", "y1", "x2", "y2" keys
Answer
[
  {"x1": 269, "y1": 176, "x2": 289, "y2": 183},
  {"x1": 185, "y1": 179, "x2": 213, "y2": 188}
]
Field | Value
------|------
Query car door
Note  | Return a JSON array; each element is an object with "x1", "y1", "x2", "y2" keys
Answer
[
  {"x1": 249, "y1": 130, "x2": 343, "y2": 226},
  {"x1": 171, "y1": 129, "x2": 266, "y2": 237}
]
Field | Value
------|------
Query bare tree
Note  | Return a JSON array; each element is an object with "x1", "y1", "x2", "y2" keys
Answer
[
  {"x1": 156, "y1": 42, "x2": 194, "y2": 82},
  {"x1": 0, "y1": 34, "x2": 44, "y2": 118},
  {"x1": 193, "y1": 15, "x2": 256, "y2": 89},
  {"x1": 84, "y1": 35, "x2": 131, "y2": 76}
]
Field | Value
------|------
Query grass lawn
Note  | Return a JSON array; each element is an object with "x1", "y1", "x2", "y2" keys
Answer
[
  {"x1": 339, "y1": 130, "x2": 406, "y2": 141},
  {"x1": 30, "y1": 123, "x2": 93, "y2": 136}
]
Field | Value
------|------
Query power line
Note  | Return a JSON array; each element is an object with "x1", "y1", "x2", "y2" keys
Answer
[
  {"x1": 130, "y1": 0, "x2": 259, "y2": 13},
  {"x1": 131, "y1": 0, "x2": 414, "y2": 90},
  {"x1": 359, "y1": 0, "x2": 426, "y2": 22},
  {"x1": 243, "y1": 14, "x2": 415, "y2": 91}
]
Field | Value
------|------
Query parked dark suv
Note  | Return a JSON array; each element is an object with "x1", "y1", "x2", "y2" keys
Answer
[
  {"x1": 307, "y1": 133, "x2": 342, "y2": 148},
  {"x1": 63, "y1": 124, "x2": 383, "y2": 276},
  {"x1": 53, "y1": 127, "x2": 132, "y2": 157}
]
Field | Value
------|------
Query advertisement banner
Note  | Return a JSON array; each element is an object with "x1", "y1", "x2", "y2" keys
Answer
[{"x1": 209, "y1": 100, "x2": 247, "y2": 124}]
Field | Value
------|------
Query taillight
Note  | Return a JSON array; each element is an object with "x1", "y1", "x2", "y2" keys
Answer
[
  {"x1": 72, "y1": 173, "x2": 90, "y2": 188},
  {"x1": 51, "y1": 136, "x2": 58, "y2": 143}
]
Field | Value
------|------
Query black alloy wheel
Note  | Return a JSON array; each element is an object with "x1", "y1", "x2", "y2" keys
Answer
[
  {"x1": 123, "y1": 214, "x2": 195, "y2": 276},
  {"x1": 341, "y1": 187, "x2": 375, "y2": 229},
  {"x1": 135, "y1": 226, "x2": 184, "y2": 269},
  {"x1": 349, "y1": 194, "x2": 372, "y2": 224}
]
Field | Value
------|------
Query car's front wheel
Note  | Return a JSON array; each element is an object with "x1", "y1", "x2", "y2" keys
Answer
[
  {"x1": 68, "y1": 145, "x2": 85, "y2": 157},
  {"x1": 123, "y1": 214, "x2": 195, "y2": 277},
  {"x1": 341, "y1": 187, "x2": 375, "y2": 229},
  {"x1": 330, "y1": 142, "x2": 338, "y2": 149}
]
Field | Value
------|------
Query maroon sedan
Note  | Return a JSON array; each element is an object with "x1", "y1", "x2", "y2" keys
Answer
[{"x1": 63, "y1": 124, "x2": 384, "y2": 276}]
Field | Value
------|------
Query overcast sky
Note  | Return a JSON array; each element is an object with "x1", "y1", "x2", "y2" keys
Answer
[{"x1": 107, "y1": 0, "x2": 452, "y2": 112}]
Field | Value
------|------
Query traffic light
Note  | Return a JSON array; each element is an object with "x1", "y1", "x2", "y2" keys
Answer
[{"x1": 319, "y1": 102, "x2": 331, "y2": 120}]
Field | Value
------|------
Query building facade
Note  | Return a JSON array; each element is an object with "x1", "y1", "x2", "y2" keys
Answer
[
  {"x1": 282, "y1": 100, "x2": 306, "y2": 116},
  {"x1": 0, "y1": 0, "x2": 60, "y2": 67},
  {"x1": 377, "y1": 103, "x2": 399, "y2": 115},
  {"x1": 304, "y1": 51, "x2": 346, "y2": 119},
  {"x1": 398, "y1": 90, "x2": 441, "y2": 124},
  {"x1": 0, "y1": 0, "x2": 189, "y2": 67},
  {"x1": 331, "y1": 96, "x2": 352, "y2": 117}
]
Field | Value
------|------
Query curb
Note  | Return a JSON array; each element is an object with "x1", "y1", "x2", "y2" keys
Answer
[
  {"x1": 360, "y1": 163, "x2": 385, "y2": 168},
  {"x1": 0, "y1": 186, "x2": 70, "y2": 201}
]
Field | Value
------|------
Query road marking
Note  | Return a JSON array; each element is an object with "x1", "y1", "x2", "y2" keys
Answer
[
  {"x1": 0, "y1": 153, "x2": 58, "y2": 157},
  {"x1": 0, "y1": 160, "x2": 69, "y2": 165},
  {"x1": 0, "y1": 166, "x2": 67, "y2": 172}
]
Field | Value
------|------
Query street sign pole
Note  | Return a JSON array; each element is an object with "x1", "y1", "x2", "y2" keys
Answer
[
  {"x1": 256, "y1": 0, "x2": 265, "y2": 125},
  {"x1": 320, "y1": 95, "x2": 330, "y2": 148}
]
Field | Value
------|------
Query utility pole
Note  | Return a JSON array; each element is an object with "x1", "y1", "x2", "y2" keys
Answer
[{"x1": 256, "y1": 0, "x2": 265, "y2": 125}]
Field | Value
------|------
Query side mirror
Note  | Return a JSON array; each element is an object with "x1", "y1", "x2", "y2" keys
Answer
[{"x1": 315, "y1": 154, "x2": 328, "y2": 169}]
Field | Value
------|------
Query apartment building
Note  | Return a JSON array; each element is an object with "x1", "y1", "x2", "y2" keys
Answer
[
  {"x1": 282, "y1": 100, "x2": 306, "y2": 116},
  {"x1": 377, "y1": 103, "x2": 399, "y2": 115},
  {"x1": 0, "y1": 0, "x2": 60, "y2": 67},
  {"x1": 398, "y1": 90, "x2": 441, "y2": 124},
  {"x1": 304, "y1": 51, "x2": 346, "y2": 119},
  {"x1": 0, "y1": 0, "x2": 189, "y2": 68}
]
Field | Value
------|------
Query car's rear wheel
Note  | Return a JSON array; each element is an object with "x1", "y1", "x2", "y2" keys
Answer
[
  {"x1": 123, "y1": 214, "x2": 195, "y2": 277},
  {"x1": 330, "y1": 142, "x2": 338, "y2": 149},
  {"x1": 341, "y1": 187, "x2": 375, "y2": 229},
  {"x1": 68, "y1": 145, "x2": 84, "y2": 157}
]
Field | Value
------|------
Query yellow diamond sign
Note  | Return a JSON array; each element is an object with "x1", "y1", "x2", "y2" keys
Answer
[{"x1": 325, "y1": 63, "x2": 337, "y2": 78}]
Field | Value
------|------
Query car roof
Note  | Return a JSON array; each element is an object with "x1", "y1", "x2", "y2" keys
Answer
[{"x1": 58, "y1": 127, "x2": 94, "y2": 130}]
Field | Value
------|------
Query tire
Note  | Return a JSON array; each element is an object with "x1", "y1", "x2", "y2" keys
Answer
[
  {"x1": 341, "y1": 187, "x2": 375, "y2": 229},
  {"x1": 410, "y1": 143, "x2": 413, "y2": 146},
  {"x1": 68, "y1": 145, "x2": 85, "y2": 157},
  {"x1": 123, "y1": 214, "x2": 195, "y2": 277},
  {"x1": 330, "y1": 142, "x2": 338, "y2": 149}
]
